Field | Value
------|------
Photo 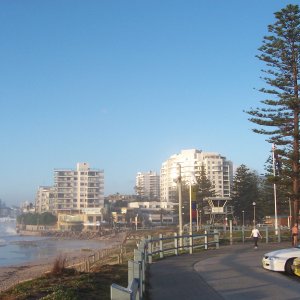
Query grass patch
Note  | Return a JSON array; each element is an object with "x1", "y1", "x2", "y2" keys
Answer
[{"x1": 0, "y1": 264, "x2": 128, "y2": 300}]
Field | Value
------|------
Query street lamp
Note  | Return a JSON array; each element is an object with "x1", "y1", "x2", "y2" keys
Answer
[
  {"x1": 272, "y1": 144, "x2": 279, "y2": 235},
  {"x1": 252, "y1": 202, "x2": 256, "y2": 226},
  {"x1": 242, "y1": 210, "x2": 245, "y2": 228},
  {"x1": 188, "y1": 172, "x2": 197, "y2": 237},
  {"x1": 172, "y1": 164, "x2": 183, "y2": 245}
]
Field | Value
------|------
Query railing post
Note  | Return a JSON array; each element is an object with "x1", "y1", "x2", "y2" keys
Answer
[
  {"x1": 229, "y1": 220, "x2": 233, "y2": 245},
  {"x1": 134, "y1": 249, "x2": 145, "y2": 296},
  {"x1": 242, "y1": 226, "x2": 245, "y2": 243},
  {"x1": 128, "y1": 260, "x2": 142, "y2": 299},
  {"x1": 174, "y1": 232, "x2": 179, "y2": 255},
  {"x1": 204, "y1": 230, "x2": 208, "y2": 250},
  {"x1": 86, "y1": 259, "x2": 90, "y2": 272},
  {"x1": 189, "y1": 232, "x2": 193, "y2": 254},
  {"x1": 214, "y1": 229, "x2": 219, "y2": 249},
  {"x1": 148, "y1": 235, "x2": 152, "y2": 264},
  {"x1": 265, "y1": 226, "x2": 269, "y2": 244},
  {"x1": 159, "y1": 234, "x2": 164, "y2": 259},
  {"x1": 139, "y1": 238, "x2": 146, "y2": 263},
  {"x1": 119, "y1": 245, "x2": 123, "y2": 264}
]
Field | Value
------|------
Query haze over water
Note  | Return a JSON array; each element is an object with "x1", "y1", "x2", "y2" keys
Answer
[{"x1": 0, "y1": 219, "x2": 111, "y2": 267}]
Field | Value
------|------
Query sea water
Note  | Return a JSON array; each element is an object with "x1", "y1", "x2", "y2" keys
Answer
[{"x1": 0, "y1": 219, "x2": 112, "y2": 267}]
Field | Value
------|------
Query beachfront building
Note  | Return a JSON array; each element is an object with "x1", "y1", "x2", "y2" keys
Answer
[
  {"x1": 53, "y1": 162, "x2": 104, "y2": 214},
  {"x1": 35, "y1": 186, "x2": 56, "y2": 213},
  {"x1": 127, "y1": 201, "x2": 175, "y2": 226},
  {"x1": 160, "y1": 149, "x2": 233, "y2": 203},
  {"x1": 135, "y1": 171, "x2": 160, "y2": 200}
]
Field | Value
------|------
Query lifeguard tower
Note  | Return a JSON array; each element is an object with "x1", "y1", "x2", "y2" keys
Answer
[{"x1": 203, "y1": 197, "x2": 234, "y2": 225}]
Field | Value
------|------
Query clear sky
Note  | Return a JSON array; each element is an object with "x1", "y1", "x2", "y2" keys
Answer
[{"x1": 1, "y1": 0, "x2": 298, "y2": 206}]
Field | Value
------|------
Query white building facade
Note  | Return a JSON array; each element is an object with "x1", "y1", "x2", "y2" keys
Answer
[
  {"x1": 53, "y1": 162, "x2": 104, "y2": 213},
  {"x1": 135, "y1": 171, "x2": 160, "y2": 200},
  {"x1": 35, "y1": 186, "x2": 56, "y2": 213},
  {"x1": 160, "y1": 149, "x2": 233, "y2": 202}
]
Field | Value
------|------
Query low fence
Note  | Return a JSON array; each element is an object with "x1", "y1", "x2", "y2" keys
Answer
[
  {"x1": 64, "y1": 245, "x2": 124, "y2": 273},
  {"x1": 111, "y1": 231, "x2": 220, "y2": 300}
]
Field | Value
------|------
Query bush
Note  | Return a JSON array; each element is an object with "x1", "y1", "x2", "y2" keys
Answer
[{"x1": 51, "y1": 255, "x2": 67, "y2": 275}]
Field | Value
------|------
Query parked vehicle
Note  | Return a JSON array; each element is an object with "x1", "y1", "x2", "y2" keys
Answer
[{"x1": 262, "y1": 246, "x2": 300, "y2": 275}]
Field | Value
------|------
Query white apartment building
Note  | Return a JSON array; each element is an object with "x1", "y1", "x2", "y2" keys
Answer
[
  {"x1": 160, "y1": 149, "x2": 233, "y2": 202},
  {"x1": 35, "y1": 186, "x2": 56, "y2": 213},
  {"x1": 135, "y1": 171, "x2": 160, "y2": 200},
  {"x1": 53, "y1": 162, "x2": 104, "y2": 213}
]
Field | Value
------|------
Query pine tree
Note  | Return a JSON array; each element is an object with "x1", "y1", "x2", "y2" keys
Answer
[
  {"x1": 195, "y1": 165, "x2": 215, "y2": 224},
  {"x1": 247, "y1": 4, "x2": 300, "y2": 225},
  {"x1": 180, "y1": 166, "x2": 215, "y2": 224},
  {"x1": 263, "y1": 154, "x2": 291, "y2": 217},
  {"x1": 231, "y1": 165, "x2": 261, "y2": 224},
  {"x1": 197, "y1": 165, "x2": 215, "y2": 203}
]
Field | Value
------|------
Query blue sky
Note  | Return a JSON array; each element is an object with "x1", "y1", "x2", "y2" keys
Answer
[{"x1": 0, "y1": 0, "x2": 298, "y2": 205}]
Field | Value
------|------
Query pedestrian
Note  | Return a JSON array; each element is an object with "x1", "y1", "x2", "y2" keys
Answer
[
  {"x1": 291, "y1": 223, "x2": 298, "y2": 247},
  {"x1": 250, "y1": 226, "x2": 262, "y2": 249}
]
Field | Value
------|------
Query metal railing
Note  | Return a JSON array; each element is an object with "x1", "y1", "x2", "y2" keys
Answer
[{"x1": 111, "y1": 230, "x2": 220, "y2": 300}]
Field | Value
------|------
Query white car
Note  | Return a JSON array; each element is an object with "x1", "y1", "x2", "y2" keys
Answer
[{"x1": 262, "y1": 246, "x2": 300, "y2": 274}]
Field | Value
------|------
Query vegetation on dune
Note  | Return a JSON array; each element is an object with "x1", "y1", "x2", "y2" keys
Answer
[
  {"x1": 0, "y1": 229, "x2": 161, "y2": 300},
  {"x1": 0, "y1": 263, "x2": 128, "y2": 300}
]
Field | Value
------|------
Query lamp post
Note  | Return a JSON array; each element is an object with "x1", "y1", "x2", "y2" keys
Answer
[
  {"x1": 174, "y1": 164, "x2": 183, "y2": 246},
  {"x1": 242, "y1": 210, "x2": 245, "y2": 228},
  {"x1": 272, "y1": 144, "x2": 279, "y2": 235},
  {"x1": 189, "y1": 182, "x2": 192, "y2": 236},
  {"x1": 188, "y1": 172, "x2": 197, "y2": 234},
  {"x1": 252, "y1": 202, "x2": 256, "y2": 226}
]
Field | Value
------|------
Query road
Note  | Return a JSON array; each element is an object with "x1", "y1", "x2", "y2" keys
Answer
[{"x1": 148, "y1": 242, "x2": 300, "y2": 300}]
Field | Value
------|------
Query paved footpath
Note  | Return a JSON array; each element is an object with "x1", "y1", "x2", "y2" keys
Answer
[{"x1": 148, "y1": 242, "x2": 300, "y2": 300}]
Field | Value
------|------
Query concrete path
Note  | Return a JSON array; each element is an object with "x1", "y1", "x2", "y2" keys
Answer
[{"x1": 148, "y1": 242, "x2": 300, "y2": 300}]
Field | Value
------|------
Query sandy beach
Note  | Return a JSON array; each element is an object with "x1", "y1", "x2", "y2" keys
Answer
[{"x1": 0, "y1": 231, "x2": 127, "y2": 292}]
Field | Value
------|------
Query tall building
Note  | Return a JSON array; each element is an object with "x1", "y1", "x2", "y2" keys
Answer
[
  {"x1": 53, "y1": 162, "x2": 104, "y2": 213},
  {"x1": 160, "y1": 149, "x2": 233, "y2": 202},
  {"x1": 135, "y1": 171, "x2": 160, "y2": 200},
  {"x1": 35, "y1": 186, "x2": 55, "y2": 213}
]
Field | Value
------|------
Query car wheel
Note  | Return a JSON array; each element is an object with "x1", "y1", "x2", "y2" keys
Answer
[{"x1": 285, "y1": 258, "x2": 295, "y2": 275}]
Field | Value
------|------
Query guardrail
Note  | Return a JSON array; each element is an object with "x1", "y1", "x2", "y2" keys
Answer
[
  {"x1": 221, "y1": 225, "x2": 289, "y2": 245},
  {"x1": 111, "y1": 230, "x2": 219, "y2": 300}
]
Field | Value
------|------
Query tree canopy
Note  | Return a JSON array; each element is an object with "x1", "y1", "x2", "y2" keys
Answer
[{"x1": 247, "y1": 4, "x2": 300, "y2": 225}]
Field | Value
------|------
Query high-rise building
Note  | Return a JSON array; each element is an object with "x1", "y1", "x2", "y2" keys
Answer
[
  {"x1": 53, "y1": 162, "x2": 104, "y2": 213},
  {"x1": 135, "y1": 171, "x2": 160, "y2": 200},
  {"x1": 160, "y1": 149, "x2": 233, "y2": 202},
  {"x1": 35, "y1": 186, "x2": 56, "y2": 213}
]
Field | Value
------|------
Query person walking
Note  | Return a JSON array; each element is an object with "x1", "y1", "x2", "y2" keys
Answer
[
  {"x1": 291, "y1": 223, "x2": 298, "y2": 247},
  {"x1": 250, "y1": 226, "x2": 262, "y2": 249}
]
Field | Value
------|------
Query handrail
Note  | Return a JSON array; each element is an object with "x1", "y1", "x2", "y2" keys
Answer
[{"x1": 111, "y1": 230, "x2": 220, "y2": 300}]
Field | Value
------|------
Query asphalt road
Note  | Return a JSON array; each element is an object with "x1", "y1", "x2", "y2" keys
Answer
[{"x1": 148, "y1": 242, "x2": 300, "y2": 300}]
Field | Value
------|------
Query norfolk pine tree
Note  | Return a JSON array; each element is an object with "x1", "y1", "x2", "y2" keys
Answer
[
  {"x1": 231, "y1": 165, "x2": 261, "y2": 224},
  {"x1": 247, "y1": 4, "x2": 300, "y2": 227}
]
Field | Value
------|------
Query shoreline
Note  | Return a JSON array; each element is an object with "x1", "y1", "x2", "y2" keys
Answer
[{"x1": 0, "y1": 231, "x2": 127, "y2": 293}]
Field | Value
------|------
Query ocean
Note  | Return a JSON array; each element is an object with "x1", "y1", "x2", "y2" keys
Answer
[{"x1": 0, "y1": 218, "x2": 113, "y2": 267}]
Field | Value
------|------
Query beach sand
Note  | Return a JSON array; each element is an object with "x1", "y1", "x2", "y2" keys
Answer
[{"x1": 0, "y1": 231, "x2": 127, "y2": 292}]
